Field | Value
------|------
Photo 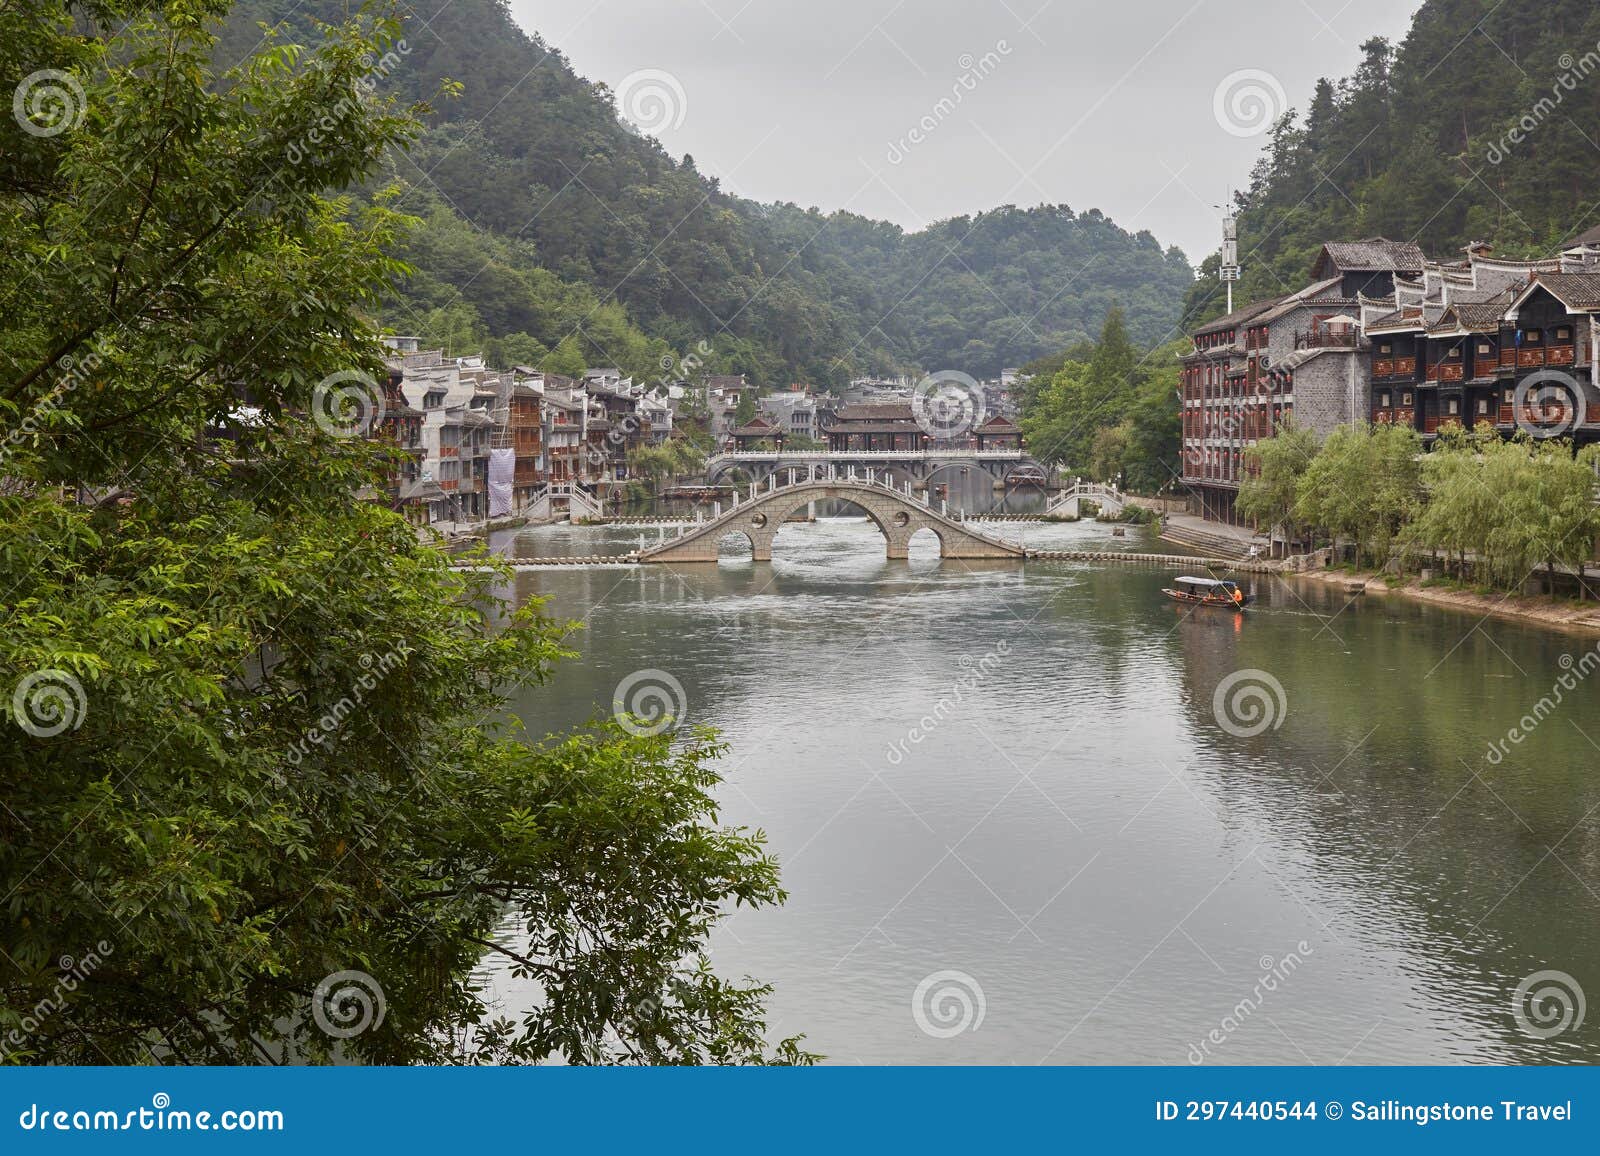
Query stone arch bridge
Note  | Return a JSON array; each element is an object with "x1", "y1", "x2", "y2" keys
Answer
[{"x1": 638, "y1": 472, "x2": 1026, "y2": 563}]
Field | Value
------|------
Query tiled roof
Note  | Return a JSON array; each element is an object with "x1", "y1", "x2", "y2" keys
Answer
[
  {"x1": 1562, "y1": 224, "x2": 1600, "y2": 249},
  {"x1": 1431, "y1": 296, "x2": 1512, "y2": 334},
  {"x1": 833, "y1": 403, "x2": 916, "y2": 421},
  {"x1": 1192, "y1": 295, "x2": 1286, "y2": 337},
  {"x1": 1315, "y1": 239, "x2": 1427, "y2": 275},
  {"x1": 1525, "y1": 272, "x2": 1600, "y2": 310}
]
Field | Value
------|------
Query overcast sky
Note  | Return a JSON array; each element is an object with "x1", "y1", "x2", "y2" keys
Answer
[{"x1": 509, "y1": 0, "x2": 1424, "y2": 263}]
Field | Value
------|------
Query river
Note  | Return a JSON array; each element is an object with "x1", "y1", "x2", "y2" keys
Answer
[{"x1": 480, "y1": 514, "x2": 1600, "y2": 1065}]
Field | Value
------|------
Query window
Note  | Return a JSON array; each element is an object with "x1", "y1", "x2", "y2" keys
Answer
[
  {"x1": 1557, "y1": 327, "x2": 1572, "y2": 340},
  {"x1": 1447, "y1": 398, "x2": 1460, "y2": 415},
  {"x1": 1478, "y1": 342, "x2": 1493, "y2": 355},
  {"x1": 1379, "y1": 343, "x2": 1393, "y2": 355},
  {"x1": 1402, "y1": 392, "x2": 1414, "y2": 406},
  {"x1": 1477, "y1": 398, "x2": 1489, "y2": 415},
  {"x1": 1379, "y1": 392, "x2": 1391, "y2": 407},
  {"x1": 1504, "y1": 388, "x2": 1515, "y2": 402},
  {"x1": 1525, "y1": 330, "x2": 1543, "y2": 344}
]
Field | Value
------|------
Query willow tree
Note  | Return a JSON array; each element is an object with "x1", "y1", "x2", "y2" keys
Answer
[
  {"x1": 1, "y1": 0, "x2": 805, "y2": 1065},
  {"x1": 1295, "y1": 423, "x2": 1421, "y2": 566},
  {"x1": 1237, "y1": 421, "x2": 1318, "y2": 543}
]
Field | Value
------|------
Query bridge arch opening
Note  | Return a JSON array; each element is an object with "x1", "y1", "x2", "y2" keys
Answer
[
  {"x1": 716, "y1": 528, "x2": 756, "y2": 559},
  {"x1": 908, "y1": 526, "x2": 944, "y2": 560}
]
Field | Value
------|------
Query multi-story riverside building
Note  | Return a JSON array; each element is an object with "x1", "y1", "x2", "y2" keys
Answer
[{"x1": 1181, "y1": 237, "x2": 1600, "y2": 526}]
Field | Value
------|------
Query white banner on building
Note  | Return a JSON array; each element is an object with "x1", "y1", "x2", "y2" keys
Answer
[{"x1": 488, "y1": 447, "x2": 515, "y2": 517}]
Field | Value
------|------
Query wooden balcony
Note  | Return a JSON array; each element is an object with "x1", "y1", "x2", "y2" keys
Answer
[
  {"x1": 1296, "y1": 329, "x2": 1359, "y2": 350},
  {"x1": 1394, "y1": 409, "x2": 1415, "y2": 427},
  {"x1": 1525, "y1": 403, "x2": 1574, "y2": 427},
  {"x1": 1438, "y1": 363, "x2": 1465, "y2": 383},
  {"x1": 1548, "y1": 345, "x2": 1576, "y2": 367},
  {"x1": 1374, "y1": 357, "x2": 1417, "y2": 379},
  {"x1": 1422, "y1": 413, "x2": 1441, "y2": 434},
  {"x1": 1500, "y1": 348, "x2": 1518, "y2": 369},
  {"x1": 1518, "y1": 348, "x2": 1546, "y2": 368}
]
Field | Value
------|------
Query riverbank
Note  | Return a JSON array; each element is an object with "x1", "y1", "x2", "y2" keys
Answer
[{"x1": 1290, "y1": 565, "x2": 1600, "y2": 635}]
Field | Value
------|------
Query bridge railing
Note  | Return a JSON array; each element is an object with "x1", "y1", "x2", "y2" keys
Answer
[{"x1": 705, "y1": 448, "x2": 1026, "y2": 469}]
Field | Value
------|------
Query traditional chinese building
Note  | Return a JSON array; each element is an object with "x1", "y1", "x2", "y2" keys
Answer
[
  {"x1": 973, "y1": 414, "x2": 1022, "y2": 451},
  {"x1": 729, "y1": 415, "x2": 782, "y2": 449},
  {"x1": 821, "y1": 403, "x2": 928, "y2": 452},
  {"x1": 1179, "y1": 236, "x2": 1600, "y2": 526}
]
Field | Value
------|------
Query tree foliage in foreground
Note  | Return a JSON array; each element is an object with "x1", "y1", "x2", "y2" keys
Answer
[{"x1": 1, "y1": 0, "x2": 807, "y2": 1065}]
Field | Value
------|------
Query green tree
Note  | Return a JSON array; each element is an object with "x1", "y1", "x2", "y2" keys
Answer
[
  {"x1": 0, "y1": 0, "x2": 805, "y2": 1066},
  {"x1": 1237, "y1": 422, "x2": 1318, "y2": 542},
  {"x1": 1404, "y1": 422, "x2": 1493, "y2": 578},
  {"x1": 1296, "y1": 424, "x2": 1421, "y2": 566},
  {"x1": 542, "y1": 333, "x2": 587, "y2": 378}
]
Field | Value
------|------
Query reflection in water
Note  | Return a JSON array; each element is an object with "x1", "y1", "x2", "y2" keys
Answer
[{"x1": 478, "y1": 516, "x2": 1600, "y2": 1064}]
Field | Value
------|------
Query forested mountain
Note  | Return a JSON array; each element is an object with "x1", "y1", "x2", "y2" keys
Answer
[
  {"x1": 220, "y1": 0, "x2": 1192, "y2": 385},
  {"x1": 1186, "y1": 0, "x2": 1600, "y2": 327}
]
